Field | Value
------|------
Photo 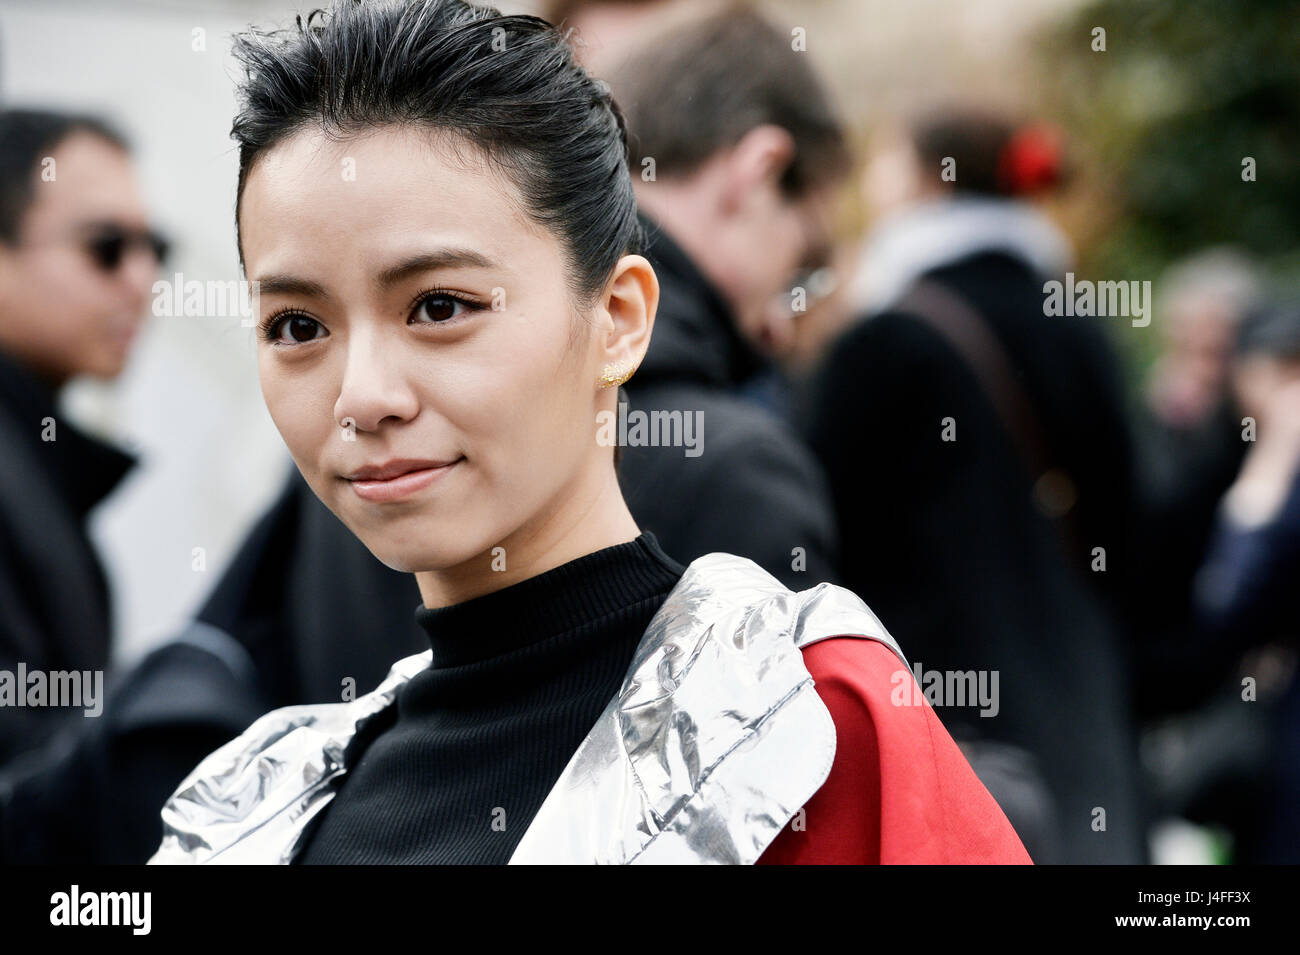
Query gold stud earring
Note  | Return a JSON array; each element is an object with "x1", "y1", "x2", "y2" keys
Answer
[{"x1": 599, "y1": 360, "x2": 636, "y2": 389}]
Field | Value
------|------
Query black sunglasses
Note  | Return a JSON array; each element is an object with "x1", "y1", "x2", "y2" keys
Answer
[{"x1": 82, "y1": 225, "x2": 171, "y2": 272}]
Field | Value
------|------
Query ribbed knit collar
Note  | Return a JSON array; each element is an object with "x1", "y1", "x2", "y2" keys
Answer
[{"x1": 413, "y1": 532, "x2": 685, "y2": 669}]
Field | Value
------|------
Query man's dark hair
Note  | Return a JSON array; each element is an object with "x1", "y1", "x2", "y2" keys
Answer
[
  {"x1": 606, "y1": 3, "x2": 852, "y2": 197},
  {"x1": 230, "y1": 0, "x2": 643, "y2": 306},
  {"x1": 0, "y1": 109, "x2": 130, "y2": 245}
]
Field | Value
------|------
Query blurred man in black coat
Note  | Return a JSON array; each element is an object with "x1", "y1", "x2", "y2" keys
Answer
[
  {"x1": 606, "y1": 7, "x2": 851, "y2": 589},
  {"x1": 0, "y1": 109, "x2": 161, "y2": 766}
]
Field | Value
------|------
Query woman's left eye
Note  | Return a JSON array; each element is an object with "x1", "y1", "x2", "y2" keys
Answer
[{"x1": 410, "y1": 292, "x2": 476, "y2": 325}]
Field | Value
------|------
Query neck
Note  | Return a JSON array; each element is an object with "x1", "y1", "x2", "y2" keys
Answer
[
  {"x1": 414, "y1": 457, "x2": 640, "y2": 609},
  {"x1": 636, "y1": 182, "x2": 729, "y2": 299}
]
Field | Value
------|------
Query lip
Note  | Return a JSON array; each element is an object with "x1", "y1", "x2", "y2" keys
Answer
[{"x1": 345, "y1": 457, "x2": 462, "y2": 503}]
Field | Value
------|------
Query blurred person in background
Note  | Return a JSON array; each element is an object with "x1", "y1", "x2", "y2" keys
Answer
[
  {"x1": 547, "y1": 0, "x2": 862, "y2": 427},
  {"x1": 0, "y1": 110, "x2": 250, "y2": 865},
  {"x1": 1146, "y1": 250, "x2": 1263, "y2": 435},
  {"x1": 0, "y1": 108, "x2": 163, "y2": 766},
  {"x1": 1132, "y1": 250, "x2": 1262, "y2": 712},
  {"x1": 802, "y1": 109, "x2": 1148, "y2": 863},
  {"x1": 602, "y1": 3, "x2": 852, "y2": 588},
  {"x1": 1159, "y1": 300, "x2": 1300, "y2": 863}
]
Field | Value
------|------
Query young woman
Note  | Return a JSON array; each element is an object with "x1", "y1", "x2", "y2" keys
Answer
[{"x1": 149, "y1": 0, "x2": 1031, "y2": 865}]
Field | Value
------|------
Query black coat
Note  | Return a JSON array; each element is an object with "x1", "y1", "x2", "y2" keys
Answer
[
  {"x1": 801, "y1": 250, "x2": 1148, "y2": 863},
  {"x1": 0, "y1": 350, "x2": 133, "y2": 766},
  {"x1": 618, "y1": 214, "x2": 840, "y2": 590}
]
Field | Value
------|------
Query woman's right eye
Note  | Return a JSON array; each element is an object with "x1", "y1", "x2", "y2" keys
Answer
[{"x1": 266, "y1": 314, "x2": 327, "y2": 345}]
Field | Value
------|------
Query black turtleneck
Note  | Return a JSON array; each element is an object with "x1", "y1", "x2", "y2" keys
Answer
[{"x1": 295, "y1": 532, "x2": 686, "y2": 865}]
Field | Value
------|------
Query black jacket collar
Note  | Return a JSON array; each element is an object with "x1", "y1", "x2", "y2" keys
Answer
[
  {"x1": 0, "y1": 349, "x2": 135, "y2": 519},
  {"x1": 636, "y1": 211, "x2": 768, "y2": 388}
]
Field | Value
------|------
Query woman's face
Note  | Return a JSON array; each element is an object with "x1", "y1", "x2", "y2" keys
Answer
[{"x1": 240, "y1": 124, "x2": 633, "y2": 574}]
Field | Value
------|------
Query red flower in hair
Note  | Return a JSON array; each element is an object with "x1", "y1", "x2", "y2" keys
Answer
[{"x1": 997, "y1": 125, "x2": 1064, "y2": 196}]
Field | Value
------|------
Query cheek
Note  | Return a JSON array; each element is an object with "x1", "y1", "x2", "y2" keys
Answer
[
  {"x1": 736, "y1": 209, "x2": 800, "y2": 305},
  {"x1": 710, "y1": 234, "x2": 761, "y2": 316},
  {"x1": 23, "y1": 255, "x2": 104, "y2": 329},
  {"x1": 258, "y1": 355, "x2": 336, "y2": 470},
  {"x1": 455, "y1": 314, "x2": 592, "y2": 486}
]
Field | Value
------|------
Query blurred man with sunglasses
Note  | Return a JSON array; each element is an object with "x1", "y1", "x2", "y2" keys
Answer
[{"x1": 0, "y1": 108, "x2": 165, "y2": 767}]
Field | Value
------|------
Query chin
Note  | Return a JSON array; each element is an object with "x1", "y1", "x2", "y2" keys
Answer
[
  {"x1": 321, "y1": 480, "x2": 499, "y2": 574},
  {"x1": 84, "y1": 351, "x2": 129, "y2": 380},
  {"x1": 367, "y1": 550, "x2": 425, "y2": 574},
  {"x1": 69, "y1": 356, "x2": 112, "y2": 380},
  {"x1": 352, "y1": 524, "x2": 487, "y2": 576},
  {"x1": 368, "y1": 545, "x2": 474, "y2": 575}
]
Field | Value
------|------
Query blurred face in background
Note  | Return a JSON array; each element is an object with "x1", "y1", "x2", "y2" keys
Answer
[
  {"x1": 242, "y1": 124, "x2": 652, "y2": 583},
  {"x1": 1164, "y1": 293, "x2": 1239, "y2": 407},
  {"x1": 0, "y1": 132, "x2": 158, "y2": 383},
  {"x1": 748, "y1": 185, "x2": 838, "y2": 356},
  {"x1": 740, "y1": 181, "x2": 837, "y2": 357},
  {"x1": 639, "y1": 124, "x2": 838, "y2": 358},
  {"x1": 862, "y1": 124, "x2": 935, "y2": 220}
]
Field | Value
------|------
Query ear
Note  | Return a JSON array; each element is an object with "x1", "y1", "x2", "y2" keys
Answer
[
  {"x1": 720, "y1": 124, "x2": 796, "y2": 214},
  {"x1": 596, "y1": 253, "x2": 658, "y2": 384}
]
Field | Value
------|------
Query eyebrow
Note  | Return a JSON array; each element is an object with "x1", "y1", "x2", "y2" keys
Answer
[
  {"x1": 253, "y1": 247, "x2": 500, "y2": 300},
  {"x1": 375, "y1": 248, "x2": 499, "y2": 291},
  {"x1": 254, "y1": 274, "x2": 331, "y2": 299}
]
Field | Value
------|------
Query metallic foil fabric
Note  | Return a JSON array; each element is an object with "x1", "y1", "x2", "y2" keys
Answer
[{"x1": 149, "y1": 553, "x2": 906, "y2": 865}]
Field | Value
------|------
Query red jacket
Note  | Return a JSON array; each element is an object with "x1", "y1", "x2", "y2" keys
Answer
[{"x1": 757, "y1": 636, "x2": 1033, "y2": 864}]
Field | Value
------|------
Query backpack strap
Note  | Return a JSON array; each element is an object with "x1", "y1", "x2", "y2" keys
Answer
[{"x1": 893, "y1": 278, "x2": 1081, "y2": 557}]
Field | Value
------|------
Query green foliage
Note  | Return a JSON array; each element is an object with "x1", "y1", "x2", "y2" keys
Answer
[{"x1": 1041, "y1": 0, "x2": 1300, "y2": 282}]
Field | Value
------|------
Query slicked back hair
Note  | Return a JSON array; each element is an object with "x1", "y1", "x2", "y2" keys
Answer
[{"x1": 231, "y1": 0, "x2": 644, "y2": 308}]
